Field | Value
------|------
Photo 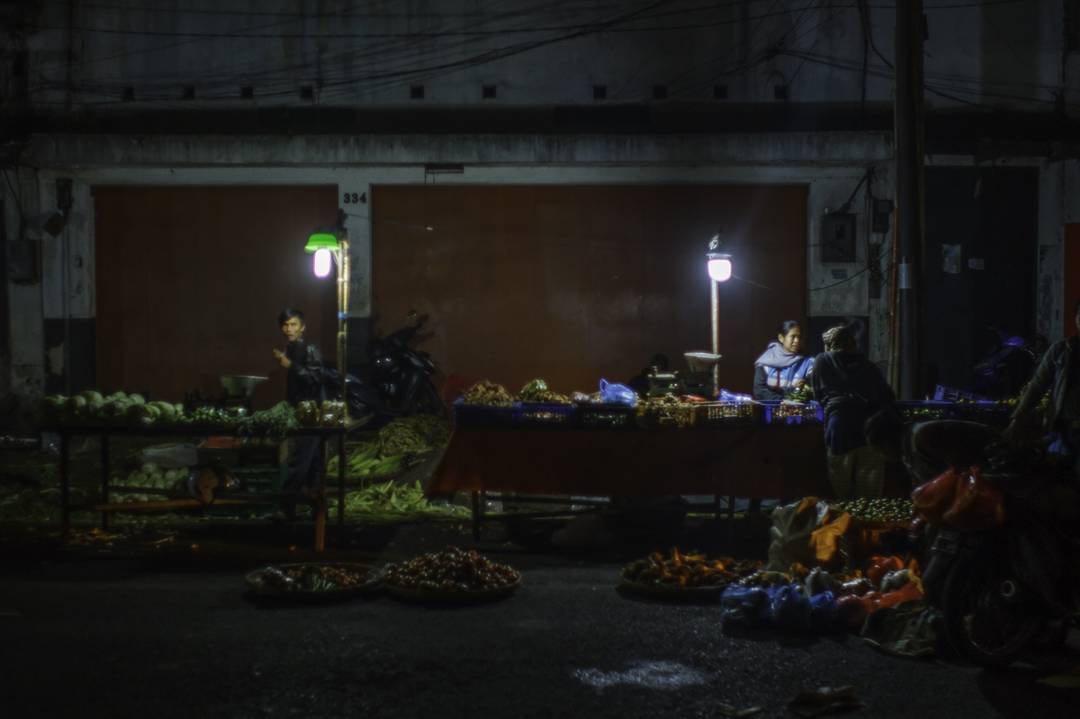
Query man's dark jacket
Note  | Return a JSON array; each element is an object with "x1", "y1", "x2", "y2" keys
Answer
[
  {"x1": 811, "y1": 350, "x2": 896, "y2": 454},
  {"x1": 1012, "y1": 336, "x2": 1078, "y2": 430},
  {"x1": 285, "y1": 339, "x2": 324, "y2": 405}
]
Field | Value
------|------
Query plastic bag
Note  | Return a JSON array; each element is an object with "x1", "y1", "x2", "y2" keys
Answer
[
  {"x1": 769, "y1": 584, "x2": 810, "y2": 630},
  {"x1": 807, "y1": 590, "x2": 839, "y2": 632},
  {"x1": 720, "y1": 585, "x2": 770, "y2": 627},
  {"x1": 941, "y1": 467, "x2": 1005, "y2": 530},
  {"x1": 767, "y1": 497, "x2": 831, "y2": 571},
  {"x1": 599, "y1": 379, "x2": 638, "y2": 407},
  {"x1": 911, "y1": 467, "x2": 963, "y2": 522},
  {"x1": 719, "y1": 388, "x2": 754, "y2": 403},
  {"x1": 810, "y1": 511, "x2": 852, "y2": 567}
]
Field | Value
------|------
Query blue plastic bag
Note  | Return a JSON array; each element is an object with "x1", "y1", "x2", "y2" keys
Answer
[
  {"x1": 768, "y1": 584, "x2": 810, "y2": 630},
  {"x1": 720, "y1": 585, "x2": 770, "y2": 627},
  {"x1": 807, "y1": 591, "x2": 839, "y2": 632},
  {"x1": 599, "y1": 379, "x2": 638, "y2": 407},
  {"x1": 719, "y1": 388, "x2": 754, "y2": 403}
]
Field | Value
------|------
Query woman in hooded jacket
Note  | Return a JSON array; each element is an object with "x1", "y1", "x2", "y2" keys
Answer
[{"x1": 753, "y1": 320, "x2": 815, "y2": 401}]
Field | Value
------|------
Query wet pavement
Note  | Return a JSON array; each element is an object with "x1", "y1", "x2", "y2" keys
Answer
[{"x1": 2, "y1": 522, "x2": 1078, "y2": 718}]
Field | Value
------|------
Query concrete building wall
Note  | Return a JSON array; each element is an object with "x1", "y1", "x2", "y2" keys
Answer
[{"x1": 10, "y1": 0, "x2": 1073, "y2": 112}]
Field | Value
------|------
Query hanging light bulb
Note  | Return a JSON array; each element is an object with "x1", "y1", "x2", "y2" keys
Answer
[{"x1": 313, "y1": 248, "x2": 333, "y2": 278}]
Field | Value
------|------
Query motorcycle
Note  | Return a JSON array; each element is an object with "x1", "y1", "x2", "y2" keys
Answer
[
  {"x1": 918, "y1": 444, "x2": 1080, "y2": 666},
  {"x1": 970, "y1": 328, "x2": 1038, "y2": 399},
  {"x1": 321, "y1": 311, "x2": 444, "y2": 425}
]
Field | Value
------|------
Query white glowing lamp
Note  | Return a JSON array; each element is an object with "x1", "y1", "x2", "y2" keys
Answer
[
  {"x1": 707, "y1": 256, "x2": 733, "y2": 283},
  {"x1": 706, "y1": 235, "x2": 733, "y2": 283},
  {"x1": 312, "y1": 248, "x2": 333, "y2": 278}
]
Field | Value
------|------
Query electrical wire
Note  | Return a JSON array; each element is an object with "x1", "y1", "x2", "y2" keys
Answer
[
  {"x1": 778, "y1": 48, "x2": 1077, "y2": 109},
  {"x1": 33, "y1": 0, "x2": 675, "y2": 100},
  {"x1": 38, "y1": 1, "x2": 688, "y2": 104}
]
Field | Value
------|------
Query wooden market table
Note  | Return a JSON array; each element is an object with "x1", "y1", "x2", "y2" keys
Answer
[
  {"x1": 429, "y1": 421, "x2": 837, "y2": 536},
  {"x1": 48, "y1": 425, "x2": 351, "y2": 552}
]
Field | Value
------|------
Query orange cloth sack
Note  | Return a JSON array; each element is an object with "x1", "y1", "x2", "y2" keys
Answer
[
  {"x1": 810, "y1": 511, "x2": 853, "y2": 566},
  {"x1": 941, "y1": 467, "x2": 1005, "y2": 530},
  {"x1": 911, "y1": 467, "x2": 963, "y2": 523}
]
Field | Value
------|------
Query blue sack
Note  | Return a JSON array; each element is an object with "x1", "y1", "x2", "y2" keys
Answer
[
  {"x1": 599, "y1": 379, "x2": 638, "y2": 407},
  {"x1": 720, "y1": 585, "x2": 769, "y2": 627},
  {"x1": 807, "y1": 591, "x2": 839, "y2": 632},
  {"x1": 768, "y1": 584, "x2": 810, "y2": 630}
]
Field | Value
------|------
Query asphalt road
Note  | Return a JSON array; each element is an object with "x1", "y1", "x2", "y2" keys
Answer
[{"x1": 1, "y1": 524, "x2": 1077, "y2": 719}]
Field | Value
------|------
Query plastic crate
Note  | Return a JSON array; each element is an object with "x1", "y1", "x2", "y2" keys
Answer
[
  {"x1": 636, "y1": 402, "x2": 697, "y2": 429},
  {"x1": 761, "y1": 401, "x2": 823, "y2": 425},
  {"x1": 514, "y1": 402, "x2": 577, "y2": 427},
  {"x1": 695, "y1": 401, "x2": 762, "y2": 425},
  {"x1": 452, "y1": 398, "x2": 516, "y2": 429},
  {"x1": 577, "y1": 403, "x2": 637, "y2": 429},
  {"x1": 896, "y1": 400, "x2": 955, "y2": 422},
  {"x1": 951, "y1": 400, "x2": 1012, "y2": 426}
]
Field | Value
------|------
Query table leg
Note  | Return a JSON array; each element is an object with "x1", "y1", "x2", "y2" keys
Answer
[
  {"x1": 337, "y1": 432, "x2": 346, "y2": 527},
  {"x1": 314, "y1": 488, "x2": 327, "y2": 553},
  {"x1": 471, "y1": 490, "x2": 482, "y2": 542},
  {"x1": 60, "y1": 432, "x2": 70, "y2": 539},
  {"x1": 100, "y1": 434, "x2": 110, "y2": 531}
]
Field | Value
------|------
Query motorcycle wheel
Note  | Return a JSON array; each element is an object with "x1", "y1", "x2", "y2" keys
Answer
[{"x1": 941, "y1": 553, "x2": 1045, "y2": 666}]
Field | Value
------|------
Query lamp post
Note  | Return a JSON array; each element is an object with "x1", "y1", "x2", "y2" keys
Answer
[
  {"x1": 304, "y1": 229, "x2": 350, "y2": 420},
  {"x1": 305, "y1": 228, "x2": 350, "y2": 539},
  {"x1": 706, "y1": 235, "x2": 733, "y2": 396}
]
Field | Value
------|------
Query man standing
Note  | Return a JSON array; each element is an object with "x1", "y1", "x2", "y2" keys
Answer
[
  {"x1": 1004, "y1": 299, "x2": 1080, "y2": 472},
  {"x1": 811, "y1": 324, "x2": 899, "y2": 499},
  {"x1": 272, "y1": 308, "x2": 325, "y2": 521}
]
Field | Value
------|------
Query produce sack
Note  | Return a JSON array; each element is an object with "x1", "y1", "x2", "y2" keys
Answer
[
  {"x1": 911, "y1": 467, "x2": 963, "y2": 522},
  {"x1": 720, "y1": 585, "x2": 770, "y2": 628},
  {"x1": 767, "y1": 498, "x2": 828, "y2": 571},
  {"x1": 941, "y1": 467, "x2": 1005, "y2": 531},
  {"x1": 809, "y1": 511, "x2": 852, "y2": 568},
  {"x1": 807, "y1": 591, "x2": 840, "y2": 632},
  {"x1": 599, "y1": 379, "x2": 638, "y2": 407},
  {"x1": 768, "y1": 584, "x2": 810, "y2": 630}
]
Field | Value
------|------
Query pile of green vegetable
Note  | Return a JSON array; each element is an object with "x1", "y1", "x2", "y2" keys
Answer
[
  {"x1": 461, "y1": 380, "x2": 514, "y2": 407},
  {"x1": 329, "y1": 480, "x2": 469, "y2": 522},
  {"x1": 115, "y1": 463, "x2": 189, "y2": 494},
  {"x1": 518, "y1": 378, "x2": 571, "y2": 405},
  {"x1": 38, "y1": 391, "x2": 251, "y2": 430},
  {"x1": 326, "y1": 414, "x2": 449, "y2": 481},
  {"x1": 237, "y1": 401, "x2": 298, "y2": 438},
  {"x1": 326, "y1": 442, "x2": 404, "y2": 481},
  {"x1": 40, "y1": 391, "x2": 185, "y2": 427}
]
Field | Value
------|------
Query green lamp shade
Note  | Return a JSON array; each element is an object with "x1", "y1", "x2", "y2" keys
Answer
[{"x1": 305, "y1": 232, "x2": 339, "y2": 254}]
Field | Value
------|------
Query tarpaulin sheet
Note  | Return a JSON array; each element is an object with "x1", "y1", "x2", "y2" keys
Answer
[{"x1": 429, "y1": 425, "x2": 830, "y2": 497}]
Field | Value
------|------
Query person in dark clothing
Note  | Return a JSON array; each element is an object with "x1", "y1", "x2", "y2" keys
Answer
[
  {"x1": 1004, "y1": 299, "x2": 1080, "y2": 474},
  {"x1": 811, "y1": 323, "x2": 898, "y2": 498},
  {"x1": 753, "y1": 320, "x2": 814, "y2": 401},
  {"x1": 272, "y1": 308, "x2": 325, "y2": 521}
]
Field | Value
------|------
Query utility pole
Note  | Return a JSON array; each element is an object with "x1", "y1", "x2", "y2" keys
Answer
[{"x1": 894, "y1": 0, "x2": 925, "y2": 399}]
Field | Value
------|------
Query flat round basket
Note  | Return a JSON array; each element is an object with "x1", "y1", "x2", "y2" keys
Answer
[
  {"x1": 244, "y1": 562, "x2": 382, "y2": 602},
  {"x1": 384, "y1": 576, "x2": 521, "y2": 604},
  {"x1": 617, "y1": 578, "x2": 729, "y2": 602}
]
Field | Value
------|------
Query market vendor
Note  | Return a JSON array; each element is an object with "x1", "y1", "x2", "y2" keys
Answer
[
  {"x1": 753, "y1": 320, "x2": 815, "y2": 401},
  {"x1": 811, "y1": 323, "x2": 899, "y2": 499},
  {"x1": 1004, "y1": 298, "x2": 1080, "y2": 473},
  {"x1": 271, "y1": 308, "x2": 325, "y2": 521}
]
